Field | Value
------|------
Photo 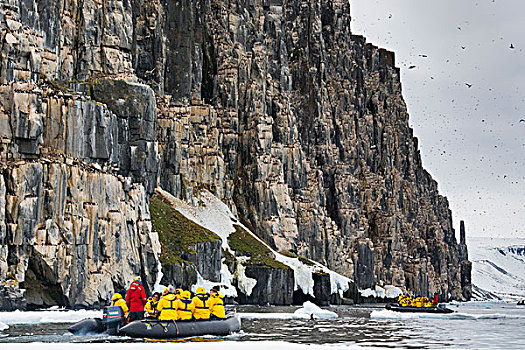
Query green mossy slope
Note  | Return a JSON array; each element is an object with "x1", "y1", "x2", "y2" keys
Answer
[
  {"x1": 228, "y1": 225, "x2": 290, "y2": 269},
  {"x1": 150, "y1": 193, "x2": 221, "y2": 265}
]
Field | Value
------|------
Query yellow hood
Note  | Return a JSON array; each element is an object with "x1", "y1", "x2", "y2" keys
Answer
[
  {"x1": 163, "y1": 293, "x2": 177, "y2": 301},
  {"x1": 111, "y1": 293, "x2": 123, "y2": 301}
]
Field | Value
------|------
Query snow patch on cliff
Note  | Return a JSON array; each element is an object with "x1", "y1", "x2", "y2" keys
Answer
[
  {"x1": 158, "y1": 188, "x2": 236, "y2": 253},
  {"x1": 153, "y1": 257, "x2": 165, "y2": 293},
  {"x1": 158, "y1": 188, "x2": 352, "y2": 297},
  {"x1": 193, "y1": 271, "x2": 238, "y2": 298},
  {"x1": 235, "y1": 261, "x2": 258, "y2": 296},
  {"x1": 360, "y1": 285, "x2": 402, "y2": 299}
]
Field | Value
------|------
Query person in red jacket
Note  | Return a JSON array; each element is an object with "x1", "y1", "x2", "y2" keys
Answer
[{"x1": 126, "y1": 277, "x2": 147, "y2": 321}]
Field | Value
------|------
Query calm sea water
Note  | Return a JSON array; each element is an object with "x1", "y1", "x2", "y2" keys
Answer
[{"x1": 1, "y1": 302, "x2": 524, "y2": 349}]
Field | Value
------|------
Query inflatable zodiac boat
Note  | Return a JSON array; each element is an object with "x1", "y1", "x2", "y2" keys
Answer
[
  {"x1": 68, "y1": 306, "x2": 241, "y2": 338},
  {"x1": 119, "y1": 314, "x2": 241, "y2": 339},
  {"x1": 386, "y1": 303, "x2": 454, "y2": 314}
]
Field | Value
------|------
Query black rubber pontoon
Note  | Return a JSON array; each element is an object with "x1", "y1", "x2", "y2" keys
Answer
[
  {"x1": 68, "y1": 306, "x2": 126, "y2": 335},
  {"x1": 68, "y1": 317, "x2": 105, "y2": 335},
  {"x1": 386, "y1": 303, "x2": 454, "y2": 313},
  {"x1": 118, "y1": 314, "x2": 241, "y2": 339}
]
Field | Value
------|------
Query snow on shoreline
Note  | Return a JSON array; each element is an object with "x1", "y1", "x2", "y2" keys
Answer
[
  {"x1": 360, "y1": 285, "x2": 403, "y2": 299},
  {"x1": 0, "y1": 310, "x2": 101, "y2": 325},
  {"x1": 156, "y1": 188, "x2": 352, "y2": 298}
]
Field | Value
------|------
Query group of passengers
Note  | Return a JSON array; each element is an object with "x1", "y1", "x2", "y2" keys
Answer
[
  {"x1": 397, "y1": 294, "x2": 438, "y2": 308},
  {"x1": 109, "y1": 277, "x2": 225, "y2": 322}
]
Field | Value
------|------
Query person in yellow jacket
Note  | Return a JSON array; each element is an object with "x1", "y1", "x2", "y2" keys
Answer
[
  {"x1": 157, "y1": 286, "x2": 179, "y2": 321},
  {"x1": 209, "y1": 287, "x2": 225, "y2": 319},
  {"x1": 411, "y1": 297, "x2": 423, "y2": 308},
  {"x1": 398, "y1": 294, "x2": 411, "y2": 307},
  {"x1": 192, "y1": 287, "x2": 211, "y2": 320},
  {"x1": 422, "y1": 297, "x2": 433, "y2": 308},
  {"x1": 145, "y1": 292, "x2": 160, "y2": 318},
  {"x1": 175, "y1": 288, "x2": 183, "y2": 300},
  {"x1": 176, "y1": 290, "x2": 195, "y2": 321},
  {"x1": 110, "y1": 292, "x2": 129, "y2": 318}
]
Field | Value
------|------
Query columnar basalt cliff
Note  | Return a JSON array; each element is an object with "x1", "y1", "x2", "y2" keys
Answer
[{"x1": 0, "y1": 0, "x2": 471, "y2": 308}]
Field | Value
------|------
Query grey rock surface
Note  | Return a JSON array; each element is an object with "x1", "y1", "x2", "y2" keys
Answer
[
  {"x1": 238, "y1": 266, "x2": 295, "y2": 306},
  {"x1": 0, "y1": 0, "x2": 471, "y2": 308}
]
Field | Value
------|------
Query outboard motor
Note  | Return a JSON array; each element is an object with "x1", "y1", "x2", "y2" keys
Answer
[{"x1": 103, "y1": 306, "x2": 125, "y2": 335}]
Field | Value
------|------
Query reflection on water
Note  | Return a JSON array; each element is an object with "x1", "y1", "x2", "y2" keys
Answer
[{"x1": 1, "y1": 303, "x2": 525, "y2": 349}]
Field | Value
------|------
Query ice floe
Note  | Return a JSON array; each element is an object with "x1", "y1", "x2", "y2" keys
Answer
[
  {"x1": 293, "y1": 301, "x2": 338, "y2": 319},
  {"x1": 240, "y1": 302, "x2": 337, "y2": 320}
]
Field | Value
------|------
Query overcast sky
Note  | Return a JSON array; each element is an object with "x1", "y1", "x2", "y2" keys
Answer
[{"x1": 350, "y1": 0, "x2": 525, "y2": 239}]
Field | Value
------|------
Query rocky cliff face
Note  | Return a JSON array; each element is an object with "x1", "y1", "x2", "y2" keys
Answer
[{"x1": 0, "y1": 0, "x2": 471, "y2": 308}]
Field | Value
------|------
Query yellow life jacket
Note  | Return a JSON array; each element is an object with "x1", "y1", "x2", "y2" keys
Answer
[
  {"x1": 110, "y1": 293, "x2": 129, "y2": 317},
  {"x1": 399, "y1": 295, "x2": 411, "y2": 307},
  {"x1": 176, "y1": 298, "x2": 195, "y2": 320},
  {"x1": 414, "y1": 297, "x2": 424, "y2": 307},
  {"x1": 158, "y1": 294, "x2": 179, "y2": 320},
  {"x1": 192, "y1": 294, "x2": 211, "y2": 320},
  {"x1": 209, "y1": 292, "x2": 225, "y2": 318},
  {"x1": 145, "y1": 298, "x2": 159, "y2": 317}
]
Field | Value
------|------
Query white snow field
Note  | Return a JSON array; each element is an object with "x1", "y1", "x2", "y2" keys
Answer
[{"x1": 468, "y1": 237, "x2": 525, "y2": 300}]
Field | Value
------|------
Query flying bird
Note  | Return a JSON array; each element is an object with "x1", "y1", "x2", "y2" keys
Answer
[
  {"x1": 419, "y1": 54, "x2": 428, "y2": 57},
  {"x1": 510, "y1": 44, "x2": 515, "y2": 49},
  {"x1": 408, "y1": 65, "x2": 416, "y2": 69},
  {"x1": 519, "y1": 119, "x2": 525, "y2": 123},
  {"x1": 465, "y1": 83, "x2": 472, "y2": 88}
]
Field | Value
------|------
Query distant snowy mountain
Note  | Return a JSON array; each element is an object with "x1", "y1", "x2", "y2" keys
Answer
[{"x1": 468, "y1": 237, "x2": 525, "y2": 300}]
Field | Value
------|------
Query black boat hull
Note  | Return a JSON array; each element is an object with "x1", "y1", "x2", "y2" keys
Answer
[
  {"x1": 386, "y1": 303, "x2": 454, "y2": 314},
  {"x1": 68, "y1": 318, "x2": 105, "y2": 335},
  {"x1": 68, "y1": 306, "x2": 126, "y2": 335},
  {"x1": 119, "y1": 314, "x2": 241, "y2": 339}
]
